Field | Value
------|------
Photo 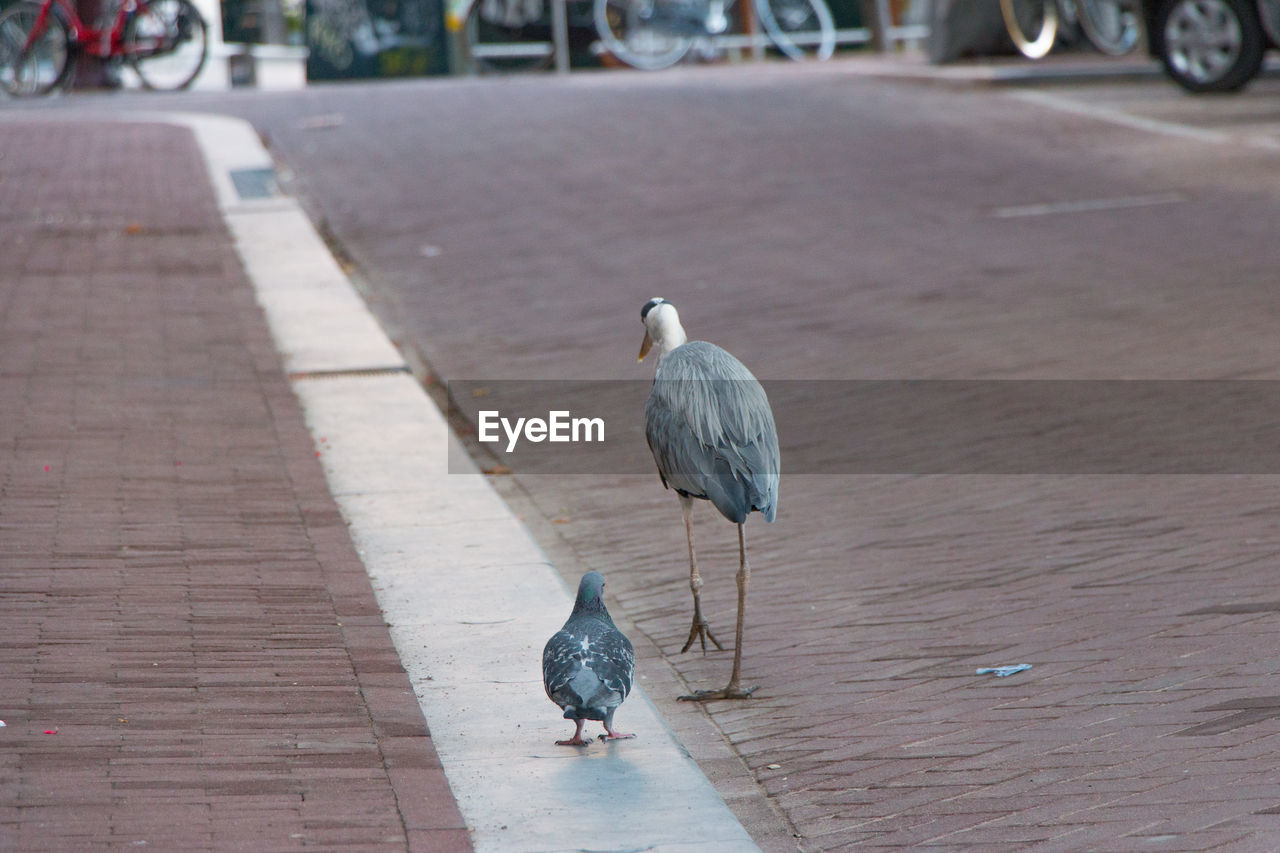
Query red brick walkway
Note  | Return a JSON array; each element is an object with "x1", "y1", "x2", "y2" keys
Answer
[
  {"x1": 229, "y1": 73, "x2": 1280, "y2": 850},
  {"x1": 0, "y1": 121, "x2": 470, "y2": 851}
]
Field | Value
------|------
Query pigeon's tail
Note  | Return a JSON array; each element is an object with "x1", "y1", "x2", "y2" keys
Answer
[{"x1": 562, "y1": 706, "x2": 607, "y2": 722}]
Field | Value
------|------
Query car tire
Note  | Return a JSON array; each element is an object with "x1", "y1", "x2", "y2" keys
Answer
[{"x1": 1154, "y1": 0, "x2": 1265, "y2": 93}]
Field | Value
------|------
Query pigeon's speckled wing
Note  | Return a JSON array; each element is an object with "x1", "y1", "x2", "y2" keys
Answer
[{"x1": 542, "y1": 618, "x2": 635, "y2": 721}]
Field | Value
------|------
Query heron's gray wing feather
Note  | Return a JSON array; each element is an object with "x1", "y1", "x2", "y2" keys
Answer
[{"x1": 645, "y1": 341, "x2": 780, "y2": 523}]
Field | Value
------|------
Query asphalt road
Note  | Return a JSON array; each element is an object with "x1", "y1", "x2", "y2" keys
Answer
[{"x1": 38, "y1": 63, "x2": 1280, "y2": 848}]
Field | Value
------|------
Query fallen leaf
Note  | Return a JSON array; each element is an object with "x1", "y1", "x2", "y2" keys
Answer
[{"x1": 483, "y1": 464, "x2": 512, "y2": 475}]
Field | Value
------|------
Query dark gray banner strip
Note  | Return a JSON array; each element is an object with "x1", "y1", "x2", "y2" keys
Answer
[{"x1": 447, "y1": 380, "x2": 1280, "y2": 475}]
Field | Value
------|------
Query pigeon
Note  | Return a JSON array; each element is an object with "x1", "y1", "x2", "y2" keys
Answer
[{"x1": 542, "y1": 571, "x2": 636, "y2": 746}]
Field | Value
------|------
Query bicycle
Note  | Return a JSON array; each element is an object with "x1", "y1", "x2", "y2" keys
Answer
[
  {"x1": 1000, "y1": 0, "x2": 1142, "y2": 58},
  {"x1": 0, "y1": 0, "x2": 208, "y2": 96},
  {"x1": 594, "y1": 0, "x2": 835, "y2": 70}
]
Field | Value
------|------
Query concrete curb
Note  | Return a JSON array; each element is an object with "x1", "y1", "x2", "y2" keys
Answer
[
  {"x1": 168, "y1": 111, "x2": 760, "y2": 852},
  {"x1": 826, "y1": 51, "x2": 1280, "y2": 90}
]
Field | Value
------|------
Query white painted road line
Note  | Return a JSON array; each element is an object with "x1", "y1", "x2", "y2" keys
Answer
[
  {"x1": 174, "y1": 112, "x2": 759, "y2": 853},
  {"x1": 1008, "y1": 89, "x2": 1280, "y2": 152},
  {"x1": 991, "y1": 191, "x2": 1186, "y2": 219},
  {"x1": 1008, "y1": 90, "x2": 1233, "y2": 144}
]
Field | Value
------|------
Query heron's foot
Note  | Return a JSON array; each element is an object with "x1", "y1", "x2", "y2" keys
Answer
[
  {"x1": 678, "y1": 685, "x2": 758, "y2": 702},
  {"x1": 680, "y1": 609, "x2": 724, "y2": 654},
  {"x1": 599, "y1": 730, "x2": 636, "y2": 742},
  {"x1": 555, "y1": 735, "x2": 593, "y2": 747}
]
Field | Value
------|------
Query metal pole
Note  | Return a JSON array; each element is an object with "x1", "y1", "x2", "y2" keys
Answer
[
  {"x1": 742, "y1": 0, "x2": 762, "y2": 61},
  {"x1": 874, "y1": 0, "x2": 893, "y2": 49},
  {"x1": 551, "y1": 0, "x2": 571, "y2": 73}
]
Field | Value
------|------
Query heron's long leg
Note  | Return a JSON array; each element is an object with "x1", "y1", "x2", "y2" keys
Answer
[
  {"x1": 680, "y1": 522, "x2": 757, "y2": 701},
  {"x1": 726, "y1": 522, "x2": 750, "y2": 691},
  {"x1": 680, "y1": 496, "x2": 723, "y2": 653}
]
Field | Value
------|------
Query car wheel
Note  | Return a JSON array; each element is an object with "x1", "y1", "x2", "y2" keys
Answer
[{"x1": 1155, "y1": 0, "x2": 1265, "y2": 92}]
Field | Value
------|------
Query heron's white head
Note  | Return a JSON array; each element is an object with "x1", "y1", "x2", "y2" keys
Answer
[{"x1": 638, "y1": 297, "x2": 687, "y2": 363}]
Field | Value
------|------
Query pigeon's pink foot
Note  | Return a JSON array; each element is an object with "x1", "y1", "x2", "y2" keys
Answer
[
  {"x1": 556, "y1": 718, "x2": 590, "y2": 746},
  {"x1": 599, "y1": 730, "x2": 636, "y2": 741}
]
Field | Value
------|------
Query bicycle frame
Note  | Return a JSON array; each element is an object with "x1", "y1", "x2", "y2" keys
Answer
[
  {"x1": 626, "y1": 0, "x2": 785, "y2": 55},
  {"x1": 638, "y1": 0, "x2": 739, "y2": 39},
  {"x1": 22, "y1": 0, "x2": 171, "y2": 61},
  {"x1": 594, "y1": 0, "x2": 834, "y2": 69}
]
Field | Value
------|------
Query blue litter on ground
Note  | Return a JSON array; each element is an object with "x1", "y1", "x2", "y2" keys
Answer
[{"x1": 976, "y1": 664, "x2": 1033, "y2": 678}]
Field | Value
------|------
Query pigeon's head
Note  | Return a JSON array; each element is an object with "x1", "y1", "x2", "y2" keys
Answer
[
  {"x1": 638, "y1": 298, "x2": 686, "y2": 363},
  {"x1": 576, "y1": 571, "x2": 606, "y2": 604},
  {"x1": 572, "y1": 571, "x2": 612, "y2": 620}
]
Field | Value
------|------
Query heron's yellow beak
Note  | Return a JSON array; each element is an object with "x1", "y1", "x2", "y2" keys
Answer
[{"x1": 638, "y1": 331, "x2": 653, "y2": 362}]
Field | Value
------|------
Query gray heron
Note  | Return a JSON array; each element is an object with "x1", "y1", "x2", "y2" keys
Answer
[{"x1": 638, "y1": 297, "x2": 779, "y2": 701}]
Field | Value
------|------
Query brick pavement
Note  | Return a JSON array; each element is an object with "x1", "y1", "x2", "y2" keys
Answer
[
  {"x1": 0, "y1": 121, "x2": 470, "y2": 851},
  {"x1": 198, "y1": 72, "x2": 1280, "y2": 850}
]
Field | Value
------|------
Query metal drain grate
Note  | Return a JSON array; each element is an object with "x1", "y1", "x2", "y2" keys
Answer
[{"x1": 230, "y1": 167, "x2": 280, "y2": 200}]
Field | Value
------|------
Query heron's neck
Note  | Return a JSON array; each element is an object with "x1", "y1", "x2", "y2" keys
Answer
[{"x1": 656, "y1": 323, "x2": 687, "y2": 360}]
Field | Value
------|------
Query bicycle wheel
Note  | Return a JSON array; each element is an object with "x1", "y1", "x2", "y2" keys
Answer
[
  {"x1": 999, "y1": 0, "x2": 1058, "y2": 58},
  {"x1": 593, "y1": 0, "x2": 692, "y2": 70},
  {"x1": 125, "y1": 0, "x2": 207, "y2": 90},
  {"x1": 755, "y1": 0, "x2": 834, "y2": 60},
  {"x1": 466, "y1": 0, "x2": 554, "y2": 72},
  {"x1": 0, "y1": 2, "x2": 72, "y2": 97},
  {"x1": 1076, "y1": 0, "x2": 1141, "y2": 54}
]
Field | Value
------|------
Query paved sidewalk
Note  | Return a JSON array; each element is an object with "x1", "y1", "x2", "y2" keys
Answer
[
  {"x1": 0, "y1": 113, "x2": 762, "y2": 853},
  {"x1": 198, "y1": 70, "x2": 1280, "y2": 852},
  {"x1": 0, "y1": 121, "x2": 470, "y2": 850}
]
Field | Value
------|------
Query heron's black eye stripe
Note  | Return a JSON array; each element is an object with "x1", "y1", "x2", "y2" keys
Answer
[{"x1": 641, "y1": 298, "x2": 666, "y2": 321}]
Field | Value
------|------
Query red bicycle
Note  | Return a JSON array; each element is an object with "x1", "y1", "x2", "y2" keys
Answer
[{"x1": 0, "y1": 0, "x2": 208, "y2": 96}]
